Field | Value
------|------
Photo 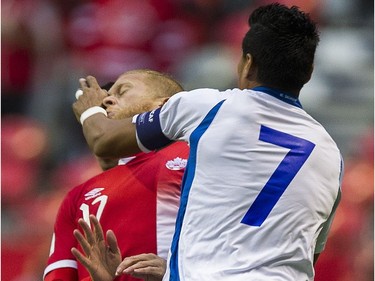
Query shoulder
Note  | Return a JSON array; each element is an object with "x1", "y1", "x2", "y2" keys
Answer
[
  {"x1": 161, "y1": 88, "x2": 235, "y2": 118},
  {"x1": 169, "y1": 88, "x2": 233, "y2": 103},
  {"x1": 165, "y1": 88, "x2": 227, "y2": 108}
]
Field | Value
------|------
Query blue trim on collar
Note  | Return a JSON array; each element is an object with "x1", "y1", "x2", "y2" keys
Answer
[{"x1": 252, "y1": 86, "x2": 303, "y2": 108}]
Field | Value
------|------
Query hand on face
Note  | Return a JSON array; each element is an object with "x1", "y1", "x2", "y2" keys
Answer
[{"x1": 73, "y1": 76, "x2": 108, "y2": 122}]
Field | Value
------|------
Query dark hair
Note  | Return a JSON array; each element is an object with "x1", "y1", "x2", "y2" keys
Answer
[
  {"x1": 242, "y1": 3, "x2": 319, "y2": 94},
  {"x1": 101, "y1": 82, "x2": 115, "y2": 91}
]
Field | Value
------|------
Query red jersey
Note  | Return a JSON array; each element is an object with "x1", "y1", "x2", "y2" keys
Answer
[{"x1": 44, "y1": 142, "x2": 189, "y2": 281}]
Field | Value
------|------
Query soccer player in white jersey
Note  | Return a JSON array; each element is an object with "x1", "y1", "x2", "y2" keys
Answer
[{"x1": 72, "y1": 3, "x2": 343, "y2": 281}]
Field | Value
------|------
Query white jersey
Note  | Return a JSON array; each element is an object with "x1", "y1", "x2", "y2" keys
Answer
[{"x1": 134, "y1": 87, "x2": 343, "y2": 281}]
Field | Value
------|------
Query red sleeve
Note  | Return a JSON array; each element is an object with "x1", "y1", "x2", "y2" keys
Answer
[
  {"x1": 44, "y1": 267, "x2": 78, "y2": 281},
  {"x1": 44, "y1": 186, "x2": 83, "y2": 277}
]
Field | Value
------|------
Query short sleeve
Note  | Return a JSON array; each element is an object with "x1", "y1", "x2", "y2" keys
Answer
[
  {"x1": 43, "y1": 189, "x2": 80, "y2": 279},
  {"x1": 135, "y1": 108, "x2": 174, "y2": 152},
  {"x1": 135, "y1": 89, "x2": 228, "y2": 151}
]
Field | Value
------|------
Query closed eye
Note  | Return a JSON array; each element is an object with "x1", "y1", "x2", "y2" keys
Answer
[{"x1": 118, "y1": 90, "x2": 128, "y2": 96}]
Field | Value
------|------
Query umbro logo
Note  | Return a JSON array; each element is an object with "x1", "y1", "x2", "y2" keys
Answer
[
  {"x1": 166, "y1": 157, "x2": 187, "y2": 170},
  {"x1": 84, "y1": 188, "x2": 105, "y2": 200}
]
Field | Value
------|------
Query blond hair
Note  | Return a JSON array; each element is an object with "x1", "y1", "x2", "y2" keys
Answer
[{"x1": 126, "y1": 69, "x2": 184, "y2": 98}]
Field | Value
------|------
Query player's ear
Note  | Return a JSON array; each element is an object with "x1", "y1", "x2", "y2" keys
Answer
[
  {"x1": 244, "y1": 53, "x2": 256, "y2": 80},
  {"x1": 238, "y1": 53, "x2": 256, "y2": 89}
]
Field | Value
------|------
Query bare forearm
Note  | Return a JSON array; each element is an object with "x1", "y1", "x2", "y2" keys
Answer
[{"x1": 82, "y1": 114, "x2": 141, "y2": 158}]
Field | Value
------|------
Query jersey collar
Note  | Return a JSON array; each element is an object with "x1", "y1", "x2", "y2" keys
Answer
[
  {"x1": 252, "y1": 86, "x2": 303, "y2": 108},
  {"x1": 118, "y1": 156, "x2": 136, "y2": 165}
]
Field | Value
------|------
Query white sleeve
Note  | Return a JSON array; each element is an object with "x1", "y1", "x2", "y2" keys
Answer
[
  {"x1": 159, "y1": 88, "x2": 226, "y2": 142},
  {"x1": 135, "y1": 88, "x2": 230, "y2": 151}
]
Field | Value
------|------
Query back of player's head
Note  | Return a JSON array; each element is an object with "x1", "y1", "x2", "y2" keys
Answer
[
  {"x1": 242, "y1": 3, "x2": 319, "y2": 93},
  {"x1": 127, "y1": 69, "x2": 184, "y2": 98}
]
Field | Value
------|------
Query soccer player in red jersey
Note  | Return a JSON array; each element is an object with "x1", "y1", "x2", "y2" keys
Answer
[{"x1": 44, "y1": 70, "x2": 189, "y2": 281}]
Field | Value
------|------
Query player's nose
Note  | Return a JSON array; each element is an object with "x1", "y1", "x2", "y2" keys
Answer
[{"x1": 103, "y1": 95, "x2": 117, "y2": 107}]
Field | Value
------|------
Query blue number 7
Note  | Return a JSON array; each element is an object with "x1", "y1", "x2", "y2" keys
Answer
[{"x1": 241, "y1": 125, "x2": 315, "y2": 227}]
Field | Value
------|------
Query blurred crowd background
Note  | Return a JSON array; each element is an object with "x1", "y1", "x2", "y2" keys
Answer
[{"x1": 1, "y1": 0, "x2": 373, "y2": 280}]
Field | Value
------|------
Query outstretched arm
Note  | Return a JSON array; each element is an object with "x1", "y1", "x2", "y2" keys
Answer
[
  {"x1": 116, "y1": 253, "x2": 167, "y2": 281},
  {"x1": 72, "y1": 76, "x2": 141, "y2": 158},
  {"x1": 71, "y1": 215, "x2": 122, "y2": 281}
]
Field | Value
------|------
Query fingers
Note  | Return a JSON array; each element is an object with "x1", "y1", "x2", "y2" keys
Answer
[
  {"x1": 79, "y1": 77, "x2": 87, "y2": 88},
  {"x1": 72, "y1": 216, "x2": 120, "y2": 281},
  {"x1": 73, "y1": 215, "x2": 106, "y2": 257},
  {"x1": 71, "y1": 247, "x2": 91, "y2": 269},
  {"x1": 79, "y1": 76, "x2": 100, "y2": 90},
  {"x1": 77, "y1": 218, "x2": 95, "y2": 245},
  {"x1": 130, "y1": 265, "x2": 165, "y2": 280},
  {"x1": 76, "y1": 76, "x2": 101, "y2": 101},
  {"x1": 73, "y1": 228, "x2": 93, "y2": 257},
  {"x1": 106, "y1": 230, "x2": 120, "y2": 255},
  {"x1": 116, "y1": 254, "x2": 166, "y2": 276},
  {"x1": 73, "y1": 75, "x2": 108, "y2": 121},
  {"x1": 89, "y1": 215, "x2": 105, "y2": 243},
  {"x1": 76, "y1": 215, "x2": 106, "y2": 247}
]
